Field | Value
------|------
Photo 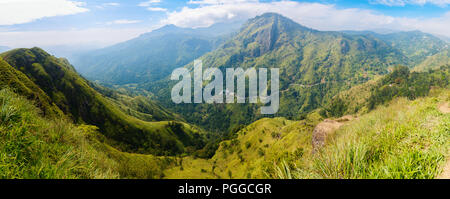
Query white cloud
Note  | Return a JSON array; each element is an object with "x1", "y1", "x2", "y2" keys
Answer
[
  {"x1": 138, "y1": 0, "x2": 167, "y2": 12},
  {"x1": 146, "y1": 7, "x2": 168, "y2": 12},
  {"x1": 164, "y1": 1, "x2": 450, "y2": 37},
  {"x1": 106, "y1": 19, "x2": 141, "y2": 25},
  {"x1": 0, "y1": 28, "x2": 154, "y2": 48},
  {"x1": 370, "y1": 0, "x2": 450, "y2": 7},
  {"x1": 96, "y1": 2, "x2": 120, "y2": 9},
  {"x1": 138, "y1": 0, "x2": 162, "y2": 7},
  {"x1": 0, "y1": 0, "x2": 89, "y2": 26},
  {"x1": 102, "y1": 2, "x2": 120, "y2": 7},
  {"x1": 188, "y1": 0, "x2": 258, "y2": 5}
]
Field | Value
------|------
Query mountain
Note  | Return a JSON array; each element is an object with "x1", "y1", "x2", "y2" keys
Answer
[
  {"x1": 164, "y1": 88, "x2": 450, "y2": 179},
  {"x1": 147, "y1": 13, "x2": 409, "y2": 132},
  {"x1": 0, "y1": 56, "x2": 62, "y2": 117},
  {"x1": 162, "y1": 64, "x2": 449, "y2": 179},
  {"x1": 72, "y1": 22, "x2": 242, "y2": 85},
  {"x1": 434, "y1": 34, "x2": 450, "y2": 43},
  {"x1": 343, "y1": 30, "x2": 449, "y2": 66},
  {"x1": 43, "y1": 44, "x2": 101, "y2": 63},
  {"x1": 0, "y1": 87, "x2": 183, "y2": 179},
  {"x1": 414, "y1": 48, "x2": 450, "y2": 71},
  {"x1": 0, "y1": 48, "x2": 205, "y2": 155}
]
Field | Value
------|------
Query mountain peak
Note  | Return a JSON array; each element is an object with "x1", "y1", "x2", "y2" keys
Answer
[
  {"x1": 233, "y1": 13, "x2": 312, "y2": 55},
  {"x1": 245, "y1": 13, "x2": 310, "y2": 31}
]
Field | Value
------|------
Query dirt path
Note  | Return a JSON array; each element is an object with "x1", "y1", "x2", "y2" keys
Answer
[
  {"x1": 438, "y1": 156, "x2": 450, "y2": 179},
  {"x1": 312, "y1": 115, "x2": 355, "y2": 153},
  {"x1": 437, "y1": 102, "x2": 449, "y2": 179},
  {"x1": 438, "y1": 102, "x2": 450, "y2": 114}
]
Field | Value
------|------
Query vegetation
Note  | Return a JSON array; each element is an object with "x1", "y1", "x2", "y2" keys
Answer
[
  {"x1": 0, "y1": 13, "x2": 449, "y2": 179},
  {"x1": 414, "y1": 48, "x2": 450, "y2": 71},
  {"x1": 72, "y1": 23, "x2": 241, "y2": 85},
  {"x1": 147, "y1": 13, "x2": 410, "y2": 134},
  {"x1": 288, "y1": 89, "x2": 449, "y2": 179},
  {"x1": 0, "y1": 88, "x2": 180, "y2": 179},
  {"x1": 0, "y1": 88, "x2": 117, "y2": 179},
  {"x1": 0, "y1": 48, "x2": 205, "y2": 156},
  {"x1": 325, "y1": 65, "x2": 449, "y2": 117}
]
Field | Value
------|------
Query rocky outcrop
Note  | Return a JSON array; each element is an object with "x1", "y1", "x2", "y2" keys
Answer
[{"x1": 312, "y1": 115, "x2": 355, "y2": 153}]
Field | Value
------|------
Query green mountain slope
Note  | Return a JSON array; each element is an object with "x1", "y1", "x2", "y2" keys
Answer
[
  {"x1": 0, "y1": 57, "x2": 62, "y2": 117},
  {"x1": 343, "y1": 30, "x2": 449, "y2": 67},
  {"x1": 0, "y1": 88, "x2": 181, "y2": 179},
  {"x1": 415, "y1": 48, "x2": 450, "y2": 71},
  {"x1": 164, "y1": 88, "x2": 449, "y2": 179},
  {"x1": 375, "y1": 31, "x2": 448, "y2": 66},
  {"x1": 88, "y1": 82, "x2": 183, "y2": 122},
  {"x1": 72, "y1": 22, "x2": 241, "y2": 85},
  {"x1": 328, "y1": 65, "x2": 449, "y2": 117},
  {"x1": 0, "y1": 48, "x2": 205, "y2": 155},
  {"x1": 148, "y1": 13, "x2": 409, "y2": 133}
]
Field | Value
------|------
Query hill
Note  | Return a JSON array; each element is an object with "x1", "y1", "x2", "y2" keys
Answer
[
  {"x1": 327, "y1": 65, "x2": 449, "y2": 117},
  {"x1": 342, "y1": 30, "x2": 449, "y2": 67},
  {"x1": 414, "y1": 48, "x2": 450, "y2": 71},
  {"x1": 147, "y1": 13, "x2": 410, "y2": 133},
  {"x1": 163, "y1": 87, "x2": 449, "y2": 179},
  {"x1": 72, "y1": 22, "x2": 242, "y2": 85},
  {"x1": 375, "y1": 31, "x2": 448, "y2": 66},
  {"x1": 0, "y1": 88, "x2": 180, "y2": 179},
  {"x1": 0, "y1": 48, "x2": 205, "y2": 156}
]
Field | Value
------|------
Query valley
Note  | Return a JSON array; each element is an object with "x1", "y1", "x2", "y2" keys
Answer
[{"x1": 0, "y1": 13, "x2": 449, "y2": 179}]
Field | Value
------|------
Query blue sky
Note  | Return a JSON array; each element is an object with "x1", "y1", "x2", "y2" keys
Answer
[{"x1": 0, "y1": 0, "x2": 449, "y2": 48}]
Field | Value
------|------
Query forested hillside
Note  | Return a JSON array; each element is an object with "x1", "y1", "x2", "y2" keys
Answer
[
  {"x1": 163, "y1": 68, "x2": 449, "y2": 179},
  {"x1": 0, "y1": 48, "x2": 205, "y2": 156},
  {"x1": 0, "y1": 12, "x2": 448, "y2": 180},
  {"x1": 147, "y1": 13, "x2": 410, "y2": 133},
  {"x1": 72, "y1": 22, "x2": 242, "y2": 85}
]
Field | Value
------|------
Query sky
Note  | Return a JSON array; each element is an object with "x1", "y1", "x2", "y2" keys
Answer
[{"x1": 0, "y1": 0, "x2": 449, "y2": 49}]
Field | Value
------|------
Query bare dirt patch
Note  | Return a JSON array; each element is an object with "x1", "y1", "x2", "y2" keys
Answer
[
  {"x1": 438, "y1": 102, "x2": 450, "y2": 114},
  {"x1": 312, "y1": 115, "x2": 355, "y2": 153},
  {"x1": 438, "y1": 155, "x2": 450, "y2": 179}
]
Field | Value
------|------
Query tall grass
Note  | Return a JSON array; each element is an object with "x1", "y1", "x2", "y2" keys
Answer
[
  {"x1": 292, "y1": 90, "x2": 449, "y2": 179},
  {"x1": 0, "y1": 89, "x2": 120, "y2": 179}
]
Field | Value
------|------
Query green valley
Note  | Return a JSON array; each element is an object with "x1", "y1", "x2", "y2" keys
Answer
[{"x1": 0, "y1": 12, "x2": 449, "y2": 180}]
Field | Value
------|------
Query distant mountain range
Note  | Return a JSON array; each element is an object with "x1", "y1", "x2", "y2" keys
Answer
[
  {"x1": 69, "y1": 13, "x2": 450, "y2": 134},
  {"x1": 144, "y1": 13, "x2": 414, "y2": 132},
  {"x1": 342, "y1": 30, "x2": 449, "y2": 67},
  {"x1": 0, "y1": 12, "x2": 449, "y2": 179},
  {"x1": 72, "y1": 21, "x2": 243, "y2": 85}
]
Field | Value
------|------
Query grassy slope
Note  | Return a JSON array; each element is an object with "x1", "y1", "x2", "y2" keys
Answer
[
  {"x1": 164, "y1": 89, "x2": 449, "y2": 179},
  {"x1": 0, "y1": 89, "x2": 117, "y2": 179},
  {"x1": 88, "y1": 82, "x2": 183, "y2": 122},
  {"x1": 0, "y1": 57, "x2": 62, "y2": 117},
  {"x1": 163, "y1": 112, "x2": 322, "y2": 179},
  {"x1": 414, "y1": 49, "x2": 450, "y2": 72},
  {"x1": 0, "y1": 48, "x2": 204, "y2": 156},
  {"x1": 0, "y1": 88, "x2": 177, "y2": 179},
  {"x1": 328, "y1": 65, "x2": 449, "y2": 117},
  {"x1": 298, "y1": 89, "x2": 449, "y2": 179}
]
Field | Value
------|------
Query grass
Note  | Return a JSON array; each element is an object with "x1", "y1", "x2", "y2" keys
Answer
[
  {"x1": 0, "y1": 89, "x2": 118, "y2": 179},
  {"x1": 290, "y1": 89, "x2": 450, "y2": 179},
  {"x1": 1, "y1": 48, "x2": 206, "y2": 156},
  {"x1": 164, "y1": 89, "x2": 449, "y2": 179},
  {"x1": 163, "y1": 117, "x2": 316, "y2": 179},
  {"x1": 0, "y1": 88, "x2": 175, "y2": 179}
]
